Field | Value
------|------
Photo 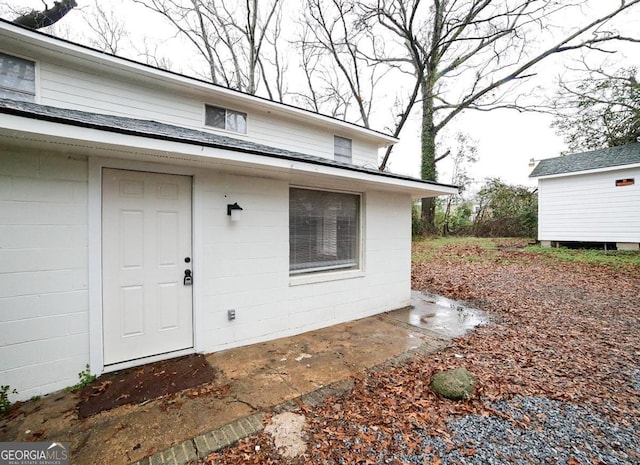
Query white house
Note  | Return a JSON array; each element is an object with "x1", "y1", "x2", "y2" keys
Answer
[
  {"x1": 530, "y1": 142, "x2": 640, "y2": 250},
  {"x1": 0, "y1": 19, "x2": 456, "y2": 400}
]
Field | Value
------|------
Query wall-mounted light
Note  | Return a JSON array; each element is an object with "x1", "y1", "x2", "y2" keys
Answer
[{"x1": 227, "y1": 202, "x2": 243, "y2": 221}]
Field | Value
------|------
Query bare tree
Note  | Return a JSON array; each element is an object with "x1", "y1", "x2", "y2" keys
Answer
[
  {"x1": 350, "y1": 0, "x2": 640, "y2": 228},
  {"x1": 257, "y1": 4, "x2": 287, "y2": 101},
  {"x1": 551, "y1": 63, "x2": 640, "y2": 152},
  {"x1": 440, "y1": 132, "x2": 477, "y2": 235},
  {"x1": 297, "y1": 0, "x2": 390, "y2": 127},
  {"x1": 76, "y1": 1, "x2": 174, "y2": 70},
  {"x1": 133, "y1": 0, "x2": 285, "y2": 96},
  {"x1": 12, "y1": 0, "x2": 77, "y2": 29},
  {"x1": 136, "y1": 38, "x2": 175, "y2": 70},
  {"x1": 81, "y1": 1, "x2": 128, "y2": 55}
]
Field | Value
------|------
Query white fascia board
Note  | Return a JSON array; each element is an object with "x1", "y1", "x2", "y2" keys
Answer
[
  {"x1": 0, "y1": 22, "x2": 397, "y2": 148},
  {"x1": 0, "y1": 113, "x2": 455, "y2": 198},
  {"x1": 533, "y1": 162, "x2": 640, "y2": 180}
]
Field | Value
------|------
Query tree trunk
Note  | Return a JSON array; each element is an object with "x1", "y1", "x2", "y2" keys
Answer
[{"x1": 420, "y1": 79, "x2": 437, "y2": 231}]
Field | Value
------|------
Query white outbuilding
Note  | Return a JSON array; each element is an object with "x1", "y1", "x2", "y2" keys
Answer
[{"x1": 529, "y1": 142, "x2": 640, "y2": 250}]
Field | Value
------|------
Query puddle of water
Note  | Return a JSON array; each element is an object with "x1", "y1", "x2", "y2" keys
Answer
[{"x1": 405, "y1": 291, "x2": 488, "y2": 337}]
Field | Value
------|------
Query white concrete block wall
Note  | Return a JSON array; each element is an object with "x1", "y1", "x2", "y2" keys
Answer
[
  {"x1": 199, "y1": 172, "x2": 290, "y2": 351},
  {"x1": 199, "y1": 171, "x2": 412, "y2": 353},
  {"x1": 0, "y1": 152, "x2": 412, "y2": 399},
  {"x1": 0, "y1": 150, "x2": 89, "y2": 401}
]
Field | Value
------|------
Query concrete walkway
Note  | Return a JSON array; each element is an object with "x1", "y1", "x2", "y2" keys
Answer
[{"x1": 132, "y1": 296, "x2": 462, "y2": 465}]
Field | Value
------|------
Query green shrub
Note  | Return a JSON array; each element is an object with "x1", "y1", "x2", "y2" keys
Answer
[{"x1": 0, "y1": 385, "x2": 17, "y2": 416}]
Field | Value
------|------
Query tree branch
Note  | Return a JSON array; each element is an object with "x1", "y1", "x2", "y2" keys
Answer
[{"x1": 13, "y1": 0, "x2": 77, "y2": 29}]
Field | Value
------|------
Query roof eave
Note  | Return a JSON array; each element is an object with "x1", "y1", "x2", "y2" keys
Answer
[
  {"x1": 531, "y1": 162, "x2": 640, "y2": 179},
  {"x1": 0, "y1": 111, "x2": 456, "y2": 198}
]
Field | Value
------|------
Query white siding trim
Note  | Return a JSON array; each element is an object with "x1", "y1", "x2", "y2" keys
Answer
[{"x1": 87, "y1": 157, "x2": 102, "y2": 376}]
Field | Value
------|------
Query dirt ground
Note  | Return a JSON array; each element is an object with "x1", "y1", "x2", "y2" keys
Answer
[
  {"x1": 206, "y1": 238, "x2": 640, "y2": 463},
  {"x1": 77, "y1": 354, "x2": 217, "y2": 418}
]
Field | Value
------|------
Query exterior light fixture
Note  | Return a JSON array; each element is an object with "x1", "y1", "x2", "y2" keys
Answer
[{"x1": 227, "y1": 202, "x2": 243, "y2": 221}]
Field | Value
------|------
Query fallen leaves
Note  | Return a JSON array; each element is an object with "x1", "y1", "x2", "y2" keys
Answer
[{"x1": 205, "y1": 240, "x2": 640, "y2": 464}]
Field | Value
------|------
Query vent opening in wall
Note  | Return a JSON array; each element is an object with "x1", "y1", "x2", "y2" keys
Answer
[{"x1": 615, "y1": 178, "x2": 635, "y2": 187}]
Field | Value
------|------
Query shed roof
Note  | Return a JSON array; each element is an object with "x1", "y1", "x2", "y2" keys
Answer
[
  {"x1": 0, "y1": 98, "x2": 456, "y2": 193},
  {"x1": 530, "y1": 142, "x2": 640, "y2": 178}
]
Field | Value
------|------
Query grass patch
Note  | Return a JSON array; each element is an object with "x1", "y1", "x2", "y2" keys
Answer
[
  {"x1": 525, "y1": 245, "x2": 640, "y2": 268},
  {"x1": 413, "y1": 236, "x2": 498, "y2": 249},
  {"x1": 412, "y1": 237, "x2": 640, "y2": 269},
  {"x1": 412, "y1": 237, "x2": 532, "y2": 263},
  {"x1": 412, "y1": 237, "x2": 497, "y2": 262}
]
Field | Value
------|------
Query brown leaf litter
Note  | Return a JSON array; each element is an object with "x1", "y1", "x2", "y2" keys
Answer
[{"x1": 206, "y1": 240, "x2": 640, "y2": 464}]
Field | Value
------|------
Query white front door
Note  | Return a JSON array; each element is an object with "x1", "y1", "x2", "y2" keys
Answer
[{"x1": 102, "y1": 168, "x2": 193, "y2": 366}]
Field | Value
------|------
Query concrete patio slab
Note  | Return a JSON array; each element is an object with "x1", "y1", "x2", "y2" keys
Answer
[{"x1": 1, "y1": 292, "x2": 482, "y2": 465}]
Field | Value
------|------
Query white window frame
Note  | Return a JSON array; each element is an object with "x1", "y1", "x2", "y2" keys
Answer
[
  {"x1": 334, "y1": 135, "x2": 352, "y2": 164},
  {"x1": 289, "y1": 186, "x2": 362, "y2": 277},
  {"x1": 204, "y1": 104, "x2": 247, "y2": 134},
  {"x1": 0, "y1": 51, "x2": 36, "y2": 102}
]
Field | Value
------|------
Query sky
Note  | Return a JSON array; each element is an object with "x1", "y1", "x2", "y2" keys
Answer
[
  {"x1": 5, "y1": 0, "x2": 640, "y2": 190},
  {"x1": 386, "y1": 108, "x2": 566, "y2": 189}
]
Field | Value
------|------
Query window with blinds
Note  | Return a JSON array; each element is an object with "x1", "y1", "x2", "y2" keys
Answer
[
  {"x1": 0, "y1": 52, "x2": 35, "y2": 102},
  {"x1": 289, "y1": 188, "x2": 360, "y2": 275}
]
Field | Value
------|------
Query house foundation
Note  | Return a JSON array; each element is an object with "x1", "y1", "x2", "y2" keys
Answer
[{"x1": 616, "y1": 242, "x2": 640, "y2": 251}]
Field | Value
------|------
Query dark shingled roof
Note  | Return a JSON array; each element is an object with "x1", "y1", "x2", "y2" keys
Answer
[
  {"x1": 0, "y1": 98, "x2": 455, "y2": 190},
  {"x1": 530, "y1": 142, "x2": 640, "y2": 177}
]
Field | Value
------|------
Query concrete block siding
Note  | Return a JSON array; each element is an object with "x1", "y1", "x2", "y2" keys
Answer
[
  {"x1": 198, "y1": 173, "x2": 412, "y2": 354},
  {"x1": 0, "y1": 150, "x2": 90, "y2": 400},
  {"x1": 0, "y1": 149, "x2": 413, "y2": 402}
]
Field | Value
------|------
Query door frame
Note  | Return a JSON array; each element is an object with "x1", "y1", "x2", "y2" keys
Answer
[{"x1": 88, "y1": 157, "x2": 204, "y2": 375}]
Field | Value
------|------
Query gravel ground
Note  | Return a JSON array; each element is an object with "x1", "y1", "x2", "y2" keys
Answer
[{"x1": 398, "y1": 396, "x2": 640, "y2": 464}]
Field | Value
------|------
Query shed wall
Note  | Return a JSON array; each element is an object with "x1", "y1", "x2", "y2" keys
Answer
[{"x1": 537, "y1": 167, "x2": 640, "y2": 242}]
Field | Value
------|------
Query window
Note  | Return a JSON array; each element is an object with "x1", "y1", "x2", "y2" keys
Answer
[
  {"x1": 205, "y1": 104, "x2": 247, "y2": 133},
  {"x1": 0, "y1": 52, "x2": 35, "y2": 102},
  {"x1": 289, "y1": 188, "x2": 360, "y2": 275},
  {"x1": 334, "y1": 135, "x2": 352, "y2": 164}
]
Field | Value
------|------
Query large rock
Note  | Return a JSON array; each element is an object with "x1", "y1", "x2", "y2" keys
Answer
[{"x1": 430, "y1": 368, "x2": 476, "y2": 400}]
